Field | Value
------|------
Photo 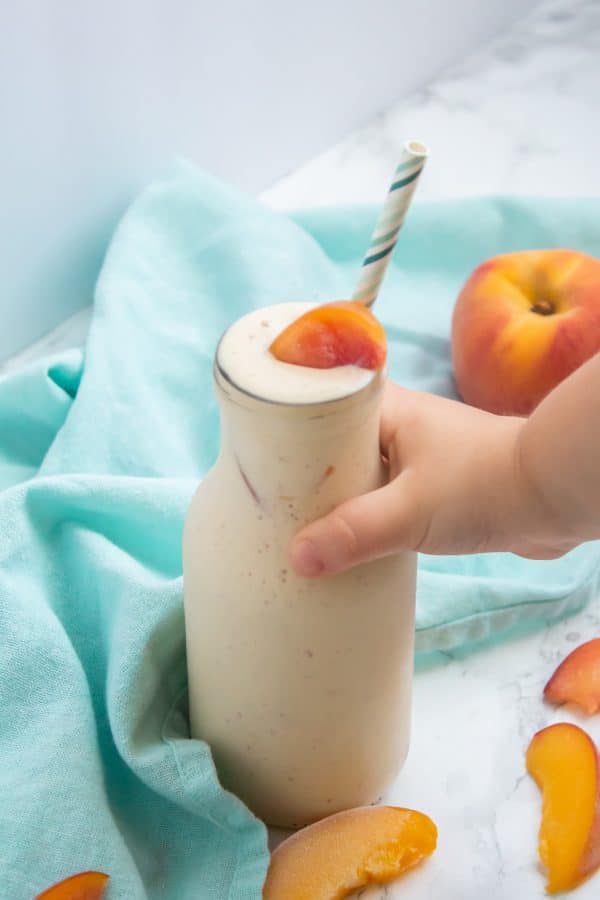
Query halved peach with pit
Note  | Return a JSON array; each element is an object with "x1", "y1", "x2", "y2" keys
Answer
[
  {"x1": 35, "y1": 871, "x2": 109, "y2": 899},
  {"x1": 526, "y1": 723, "x2": 600, "y2": 894},
  {"x1": 262, "y1": 805, "x2": 437, "y2": 899},
  {"x1": 269, "y1": 301, "x2": 387, "y2": 370},
  {"x1": 544, "y1": 638, "x2": 600, "y2": 715}
]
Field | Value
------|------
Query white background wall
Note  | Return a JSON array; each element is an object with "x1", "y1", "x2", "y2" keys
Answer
[{"x1": 0, "y1": 0, "x2": 538, "y2": 360}]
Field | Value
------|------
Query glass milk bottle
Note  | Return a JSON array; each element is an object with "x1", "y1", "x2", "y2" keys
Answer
[{"x1": 183, "y1": 302, "x2": 416, "y2": 828}]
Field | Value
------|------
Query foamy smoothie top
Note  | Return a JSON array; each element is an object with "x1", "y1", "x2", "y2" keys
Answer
[{"x1": 216, "y1": 302, "x2": 376, "y2": 404}]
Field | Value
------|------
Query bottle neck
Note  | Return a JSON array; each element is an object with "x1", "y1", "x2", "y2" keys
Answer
[{"x1": 214, "y1": 368, "x2": 384, "y2": 519}]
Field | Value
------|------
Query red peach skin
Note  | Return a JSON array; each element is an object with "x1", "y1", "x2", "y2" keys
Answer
[
  {"x1": 452, "y1": 249, "x2": 600, "y2": 415},
  {"x1": 544, "y1": 638, "x2": 600, "y2": 715}
]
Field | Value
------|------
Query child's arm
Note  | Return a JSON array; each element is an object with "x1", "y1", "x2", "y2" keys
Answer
[{"x1": 290, "y1": 353, "x2": 600, "y2": 576}]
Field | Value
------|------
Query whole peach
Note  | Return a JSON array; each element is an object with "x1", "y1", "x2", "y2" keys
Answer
[{"x1": 452, "y1": 249, "x2": 600, "y2": 415}]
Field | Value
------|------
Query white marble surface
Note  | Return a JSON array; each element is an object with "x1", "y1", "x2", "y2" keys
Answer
[
  {"x1": 4, "y1": 0, "x2": 600, "y2": 896},
  {"x1": 264, "y1": 0, "x2": 600, "y2": 208},
  {"x1": 345, "y1": 599, "x2": 600, "y2": 899}
]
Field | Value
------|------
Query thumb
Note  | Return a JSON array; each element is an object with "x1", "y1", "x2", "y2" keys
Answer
[{"x1": 289, "y1": 477, "x2": 414, "y2": 576}]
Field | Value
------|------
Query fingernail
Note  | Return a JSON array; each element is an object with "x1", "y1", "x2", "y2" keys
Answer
[{"x1": 290, "y1": 538, "x2": 324, "y2": 577}]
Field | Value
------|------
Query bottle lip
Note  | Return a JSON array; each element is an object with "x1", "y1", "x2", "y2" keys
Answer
[{"x1": 213, "y1": 353, "x2": 385, "y2": 413}]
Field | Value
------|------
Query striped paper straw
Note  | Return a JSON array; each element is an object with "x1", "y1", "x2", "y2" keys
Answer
[{"x1": 352, "y1": 140, "x2": 428, "y2": 307}]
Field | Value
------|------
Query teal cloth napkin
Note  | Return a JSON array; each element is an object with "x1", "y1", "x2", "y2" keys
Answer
[{"x1": 2, "y1": 162, "x2": 600, "y2": 899}]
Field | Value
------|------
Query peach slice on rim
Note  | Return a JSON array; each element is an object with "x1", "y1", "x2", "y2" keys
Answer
[{"x1": 269, "y1": 301, "x2": 387, "y2": 370}]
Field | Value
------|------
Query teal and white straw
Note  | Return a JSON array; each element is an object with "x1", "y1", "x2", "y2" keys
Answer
[{"x1": 353, "y1": 140, "x2": 428, "y2": 308}]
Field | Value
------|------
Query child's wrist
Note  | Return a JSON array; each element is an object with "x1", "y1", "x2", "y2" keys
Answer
[
  {"x1": 491, "y1": 416, "x2": 534, "y2": 546},
  {"x1": 513, "y1": 416, "x2": 577, "y2": 550}
]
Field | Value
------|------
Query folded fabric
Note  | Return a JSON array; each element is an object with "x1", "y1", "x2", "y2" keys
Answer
[{"x1": 1, "y1": 162, "x2": 599, "y2": 899}]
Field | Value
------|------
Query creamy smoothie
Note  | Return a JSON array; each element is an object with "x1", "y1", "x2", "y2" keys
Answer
[{"x1": 183, "y1": 302, "x2": 416, "y2": 827}]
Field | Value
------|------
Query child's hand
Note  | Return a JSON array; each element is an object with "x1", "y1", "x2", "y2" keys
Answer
[{"x1": 290, "y1": 381, "x2": 579, "y2": 577}]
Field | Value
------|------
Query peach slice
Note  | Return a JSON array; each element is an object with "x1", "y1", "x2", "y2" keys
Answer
[
  {"x1": 544, "y1": 638, "x2": 600, "y2": 715},
  {"x1": 269, "y1": 301, "x2": 387, "y2": 370},
  {"x1": 526, "y1": 723, "x2": 600, "y2": 894},
  {"x1": 262, "y1": 806, "x2": 437, "y2": 899},
  {"x1": 35, "y1": 871, "x2": 109, "y2": 899}
]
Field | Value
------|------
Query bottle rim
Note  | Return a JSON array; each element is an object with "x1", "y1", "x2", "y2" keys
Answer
[{"x1": 213, "y1": 344, "x2": 384, "y2": 413}]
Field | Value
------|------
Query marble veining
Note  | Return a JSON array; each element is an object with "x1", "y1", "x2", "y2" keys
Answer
[
  {"x1": 272, "y1": 599, "x2": 600, "y2": 899},
  {"x1": 264, "y1": 0, "x2": 600, "y2": 208},
  {"x1": 3, "y1": 0, "x2": 600, "y2": 895}
]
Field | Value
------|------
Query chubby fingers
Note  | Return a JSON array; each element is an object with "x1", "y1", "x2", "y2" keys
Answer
[{"x1": 289, "y1": 476, "x2": 416, "y2": 576}]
